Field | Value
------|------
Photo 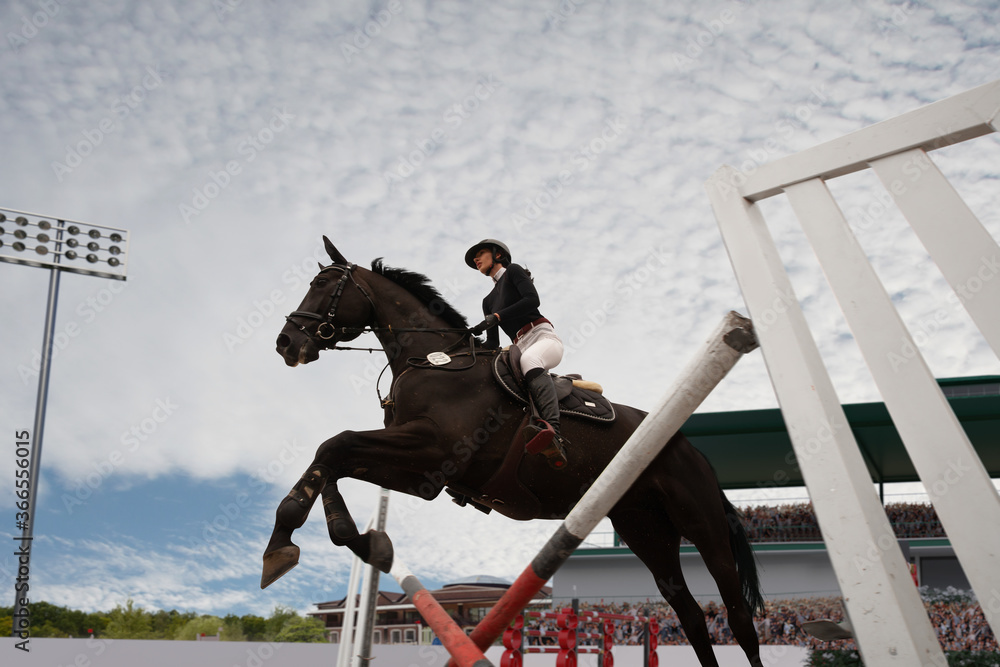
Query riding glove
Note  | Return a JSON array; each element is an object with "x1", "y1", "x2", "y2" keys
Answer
[{"x1": 470, "y1": 313, "x2": 500, "y2": 335}]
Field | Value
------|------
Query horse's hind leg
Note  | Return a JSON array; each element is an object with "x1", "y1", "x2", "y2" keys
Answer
[
  {"x1": 687, "y1": 517, "x2": 763, "y2": 666},
  {"x1": 610, "y1": 507, "x2": 722, "y2": 667}
]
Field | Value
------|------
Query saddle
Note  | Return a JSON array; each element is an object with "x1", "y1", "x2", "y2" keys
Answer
[
  {"x1": 446, "y1": 347, "x2": 617, "y2": 520},
  {"x1": 492, "y1": 346, "x2": 616, "y2": 423}
]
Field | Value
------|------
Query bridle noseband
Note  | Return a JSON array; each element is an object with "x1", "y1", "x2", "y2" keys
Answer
[{"x1": 285, "y1": 263, "x2": 375, "y2": 342}]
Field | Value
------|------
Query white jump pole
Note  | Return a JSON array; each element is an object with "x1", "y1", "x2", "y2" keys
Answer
[
  {"x1": 336, "y1": 502, "x2": 381, "y2": 666},
  {"x1": 457, "y1": 311, "x2": 758, "y2": 659},
  {"x1": 351, "y1": 488, "x2": 390, "y2": 667},
  {"x1": 336, "y1": 548, "x2": 364, "y2": 666}
]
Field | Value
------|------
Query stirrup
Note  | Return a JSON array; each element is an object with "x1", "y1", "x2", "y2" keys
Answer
[
  {"x1": 539, "y1": 436, "x2": 568, "y2": 470},
  {"x1": 524, "y1": 419, "x2": 555, "y2": 454},
  {"x1": 525, "y1": 421, "x2": 568, "y2": 470}
]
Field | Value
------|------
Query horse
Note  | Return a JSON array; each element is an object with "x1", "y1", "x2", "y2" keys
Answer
[{"x1": 262, "y1": 237, "x2": 765, "y2": 667}]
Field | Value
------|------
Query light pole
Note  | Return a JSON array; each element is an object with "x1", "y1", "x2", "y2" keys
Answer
[{"x1": 2, "y1": 206, "x2": 129, "y2": 636}]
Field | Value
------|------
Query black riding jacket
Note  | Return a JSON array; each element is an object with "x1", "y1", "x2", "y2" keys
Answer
[{"x1": 481, "y1": 264, "x2": 543, "y2": 349}]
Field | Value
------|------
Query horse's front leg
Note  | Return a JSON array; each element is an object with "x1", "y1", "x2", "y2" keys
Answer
[
  {"x1": 260, "y1": 420, "x2": 442, "y2": 589},
  {"x1": 320, "y1": 483, "x2": 394, "y2": 570},
  {"x1": 260, "y1": 461, "x2": 338, "y2": 588}
]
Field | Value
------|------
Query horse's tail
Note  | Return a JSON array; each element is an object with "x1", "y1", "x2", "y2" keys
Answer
[{"x1": 720, "y1": 491, "x2": 765, "y2": 618}]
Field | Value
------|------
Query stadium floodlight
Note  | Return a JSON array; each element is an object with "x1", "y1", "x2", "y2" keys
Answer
[
  {"x1": 3, "y1": 206, "x2": 129, "y2": 635},
  {"x1": 0, "y1": 209, "x2": 129, "y2": 280}
]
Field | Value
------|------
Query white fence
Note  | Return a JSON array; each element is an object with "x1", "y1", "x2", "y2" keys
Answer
[{"x1": 706, "y1": 80, "x2": 1000, "y2": 665}]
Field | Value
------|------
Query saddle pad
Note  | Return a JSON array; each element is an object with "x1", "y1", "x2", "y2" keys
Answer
[{"x1": 492, "y1": 354, "x2": 616, "y2": 423}]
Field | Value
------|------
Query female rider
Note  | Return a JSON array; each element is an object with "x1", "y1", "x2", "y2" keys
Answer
[{"x1": 466, "y1": 239, "x2": 568, "y2": 468}]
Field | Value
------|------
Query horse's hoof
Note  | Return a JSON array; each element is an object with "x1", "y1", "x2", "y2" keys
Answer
[
  {"x1": 801, "y1": 619, "x2": 854, "y2": 641},
  {"x1": 365, "y1": 530, "x2": 395, "y2": 574},
  {"x1": 260, "y1": 545, "x2": 300, "y2": 589}
]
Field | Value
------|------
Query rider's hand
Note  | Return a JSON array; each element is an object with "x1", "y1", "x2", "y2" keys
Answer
[{"x1": 470, "y1": 313, "x2": 500, "y2": 335}]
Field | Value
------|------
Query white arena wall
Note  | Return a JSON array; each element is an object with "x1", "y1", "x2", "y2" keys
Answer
[
  {"x1": 2, "y1": 638, "x2": 809, "y2": 667},
  {"x1": 554, "y1": 539, "x2": 959, "y2": 605},
  {"x1": 556, "y1": 544, "x2": 840, "y2": 604}
]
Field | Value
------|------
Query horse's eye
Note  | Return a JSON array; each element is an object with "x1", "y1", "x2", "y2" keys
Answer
[{"x1": 315, "y1": 278, "x2": 328, "y2": 288}]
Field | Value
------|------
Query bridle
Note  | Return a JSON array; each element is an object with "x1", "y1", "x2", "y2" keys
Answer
[
  {"x1": 284, "y1": 263, "x2": 377, "y2": 343},
  {"x1": 282, "y1": 262, "x2": 485, "y2": 408},
  {"x1": 283, "y1": 262, "x2": 473, "y2": 347}
]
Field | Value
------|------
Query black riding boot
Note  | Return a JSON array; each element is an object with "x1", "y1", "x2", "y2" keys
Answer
[
  {"x1": 522, "y1": 369, "x2": 569, "y2": 469},
  {"x1": 261, "y1": 463, "x2": 330, "y2": 589}
]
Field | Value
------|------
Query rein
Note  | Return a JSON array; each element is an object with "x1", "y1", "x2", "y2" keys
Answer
[
  {"x1": 405, "y1": 333, "x2": 482, "y2": 371},
  {"x1": 284, "y1": 262, "x2": 471, "y2": 347},
  {"x1": 283, "y1": 262, "x2": 485, "y2": 408}
]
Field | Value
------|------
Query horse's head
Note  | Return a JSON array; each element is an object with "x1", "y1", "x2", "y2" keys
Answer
[{"x1": 275, "y1": 237, "x2": 376, "y2": 366}]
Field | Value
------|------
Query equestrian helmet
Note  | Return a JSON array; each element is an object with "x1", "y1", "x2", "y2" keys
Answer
[{"x1": 465, "y1": 239, "x2": 511, "y2": 269}]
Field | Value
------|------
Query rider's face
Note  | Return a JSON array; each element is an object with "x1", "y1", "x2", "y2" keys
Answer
[{"x1": 474, "y1": 248, "x2": 497, "y2": 276}]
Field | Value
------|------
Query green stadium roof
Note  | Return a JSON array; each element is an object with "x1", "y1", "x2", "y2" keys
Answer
[{"x1": 683, "y1": 376, "x2": 1000, "y2": 491}]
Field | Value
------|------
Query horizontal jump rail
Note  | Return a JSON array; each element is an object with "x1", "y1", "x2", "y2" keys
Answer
[
  {"x1": 524, "y1": 630, "x2": 605, "y2": 639},
  {"x1": 524, "y1": 647, "x2": 601, "y2": 654},
  {"x1": 573, "y1": 610, "x2": 647, "y2": 622},
  {"x1": 736, "y1": 79, "x2": 1000, "y2": 201}
]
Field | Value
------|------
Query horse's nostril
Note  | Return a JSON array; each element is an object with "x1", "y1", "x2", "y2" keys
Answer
[{"x1": 276, "y1": 333, "x2": 291, "y2": 348}]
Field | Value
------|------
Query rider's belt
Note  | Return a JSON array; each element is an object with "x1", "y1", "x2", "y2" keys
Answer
[{"x1": 515, "y1": 317, "x2": 551, "y2": 342}]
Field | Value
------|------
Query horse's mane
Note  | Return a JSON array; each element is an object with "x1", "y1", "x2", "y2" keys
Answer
[{"x1": 370, "y1": 258, "x2": 470, "y2": 329}]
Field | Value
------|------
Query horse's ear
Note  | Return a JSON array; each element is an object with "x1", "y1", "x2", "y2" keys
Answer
[{"x1": 323, "y1": 236, "x2": 349, "y2": 265}]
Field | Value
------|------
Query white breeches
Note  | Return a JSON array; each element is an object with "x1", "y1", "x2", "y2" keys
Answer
[{"x1": 515, "y1": 323, "x2": 563, "y2": 375}]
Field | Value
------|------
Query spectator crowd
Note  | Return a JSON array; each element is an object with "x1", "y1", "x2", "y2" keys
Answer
[
  {"x1": 525, "y1": 595, "x2": 996, "y2": 653},
  {"x1": 717, "y1": 500, "x2": 945, "y2": 543},
  {"x1": 523, "y1": 502, "x2": 992, "y2": 653}
]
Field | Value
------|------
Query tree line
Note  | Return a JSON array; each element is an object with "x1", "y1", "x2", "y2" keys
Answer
[{"x1": 2, "y1": 600, "x2": 327, "y2": 642}]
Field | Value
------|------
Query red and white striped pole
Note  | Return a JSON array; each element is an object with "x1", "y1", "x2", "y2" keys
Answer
[{"x1": 390, "y1": 558, "x2": 494, "y2": 667}]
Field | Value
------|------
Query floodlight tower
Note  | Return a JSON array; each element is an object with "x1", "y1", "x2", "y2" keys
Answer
[{"x1": 1, "y1": 207, "x2": 129, "y2": 632}]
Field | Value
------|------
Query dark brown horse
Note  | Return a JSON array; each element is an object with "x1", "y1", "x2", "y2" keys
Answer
[{"x1": 262, "y1": 238, "x2": 764, "y2": 667}]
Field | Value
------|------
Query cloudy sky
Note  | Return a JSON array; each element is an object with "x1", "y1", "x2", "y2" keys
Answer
[{"x1": 1, "y1": 0, "x2": 998, "y2": 618}]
